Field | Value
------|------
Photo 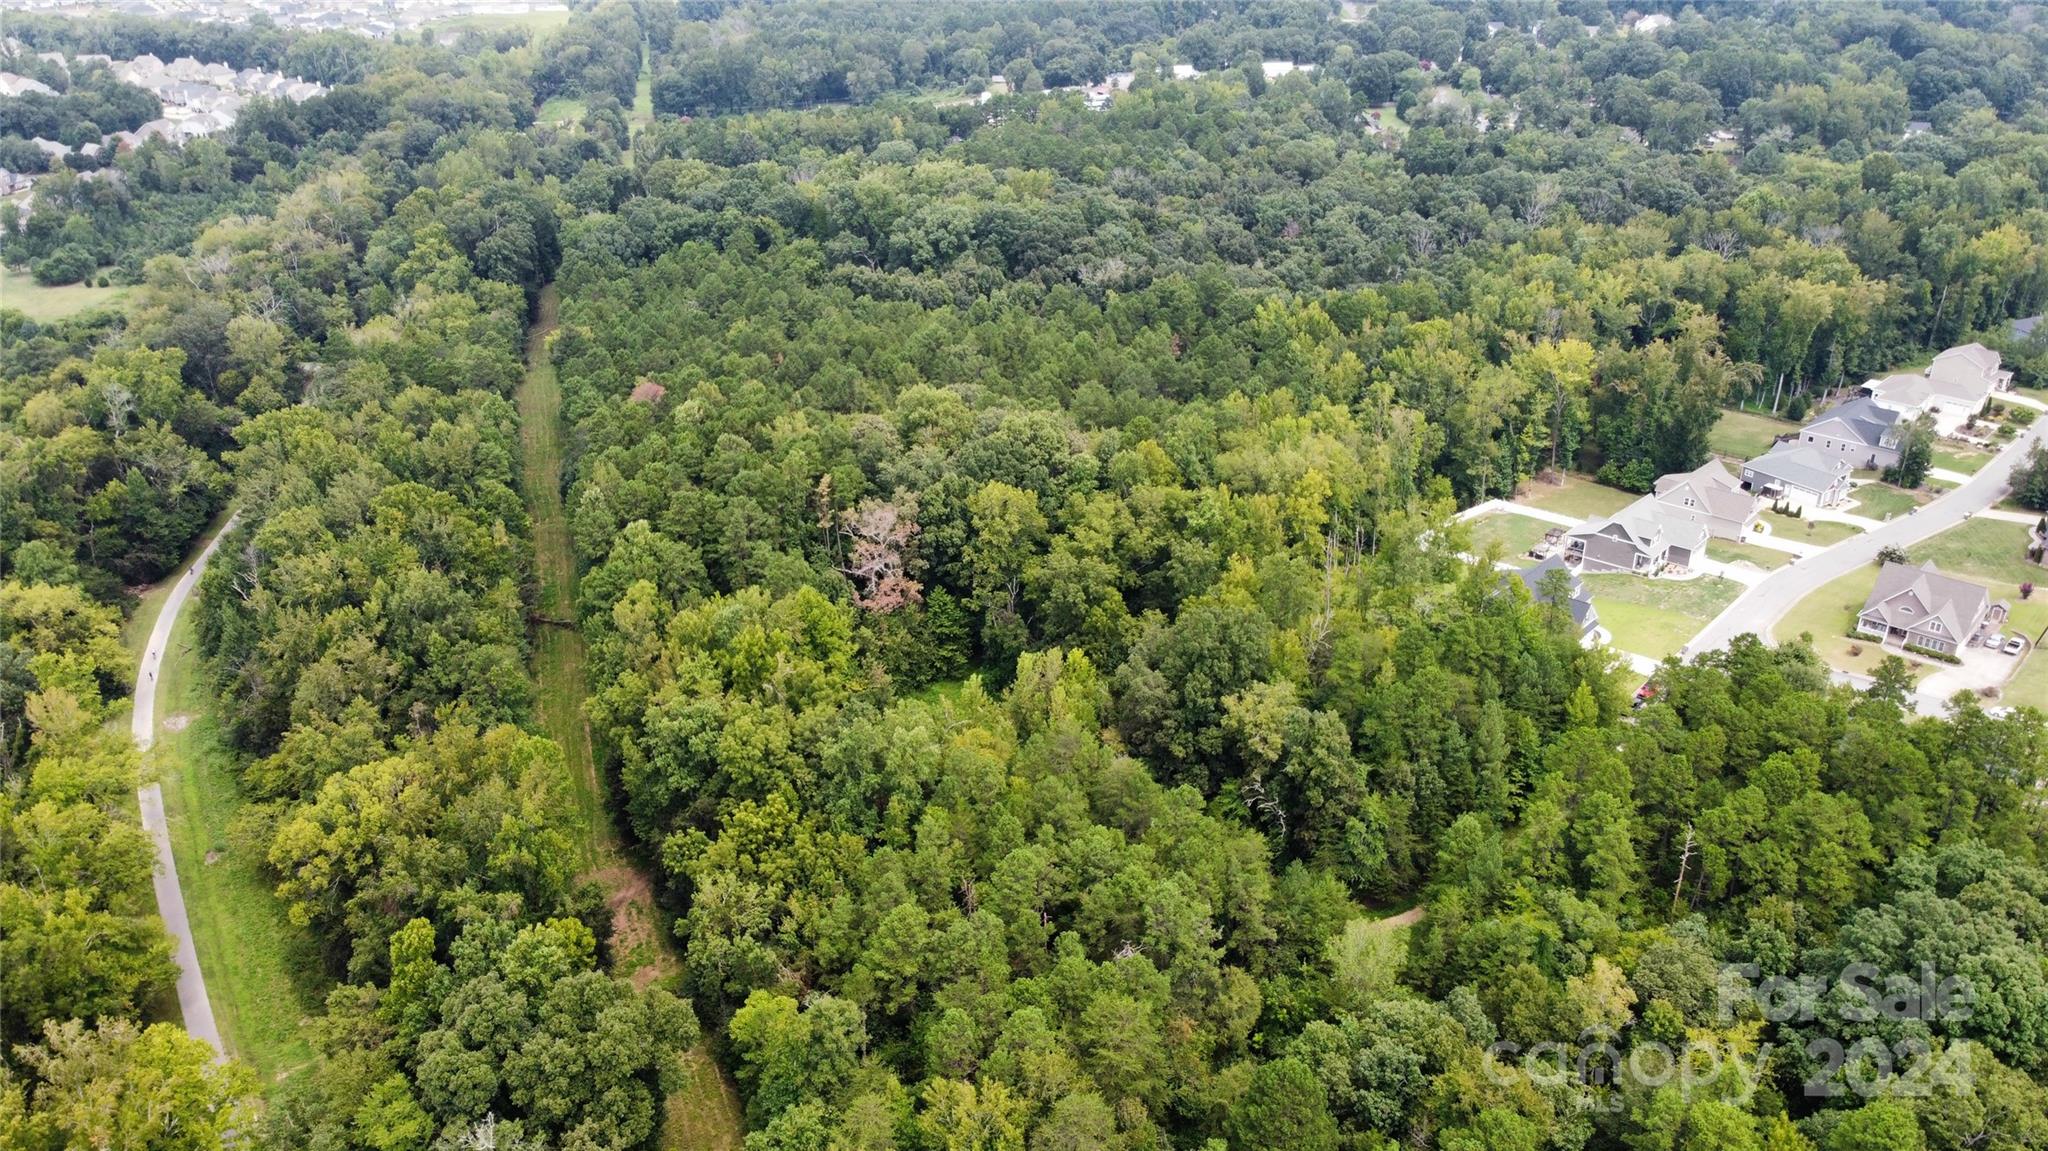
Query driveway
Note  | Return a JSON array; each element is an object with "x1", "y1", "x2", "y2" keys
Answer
[
  {"x1": 1687, "y1": 422, "x2": 2048, "y2": 656},
  {"x1": 134, "y1": 514, "x2": 236, "y2": 1059}
]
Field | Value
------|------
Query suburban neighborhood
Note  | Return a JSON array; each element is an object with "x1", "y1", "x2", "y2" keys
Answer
[{"x1": 1461, "y1": 342, "x2": 2048, "y2": 716}]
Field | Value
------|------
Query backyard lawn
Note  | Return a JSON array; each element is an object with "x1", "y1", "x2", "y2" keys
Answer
[
  {"x1": 1761, "y1": 509, "x2": 1861, "y2": 546},
  {"x1": 1772, "y1": 565, "x2": 1934, "y2": 682},
  {"x1": 1583, "y1": 573, "x2": 1743, "y2": 660},
  {"x1": 1465, "y1": 511, "x2": 1553, "y2": 561},
  {"x1": 2000, "y1": 648, "x2": 2048, "y2": 710},
  {"x1": 1709, "y1": 407, "x2": 1800, "y2": 460},
  {"x1": 1846, "y1": 482, "x2": 1929, "y2": 521},
  {"x1": 1900, "y1": 519, "x2": 2048, "y2": 641},
  {"x1": 1707, "y1": 539, "x2": 1792, "y2": 570},
  {"x1": 1, "y1": 265, "x2": 128, "y2": 321},
  {"x1": 1514, "y1": 474, "x2": 1634, "y2": 520}
]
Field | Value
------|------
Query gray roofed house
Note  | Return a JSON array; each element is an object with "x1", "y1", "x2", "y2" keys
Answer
[
  {"x1": 1864, "y1": 343, "x2": 2013, "y2": 433},
  {"x1": 1798, "y1": 396, "x2": 1904, "y2": 470},
  {"x1": 1739, "y1": 441, "x2": 1853, "y2": 508},
  {"x1": 1566, "y1": 493, "x2": 1710, "y2": 574},
  {"x1": 1856, "y1": 561, "x2": 2005, "y2": 656},
  {"x1": 2015, "y1": 315, "x2": 2043, "y2": 341},
  {"x1": 1517, "y1": 554, "x2": 1599, "y2": 636},
  {"x1": 1652, "y1": 457, "x2": 1760, "y2": 540}
]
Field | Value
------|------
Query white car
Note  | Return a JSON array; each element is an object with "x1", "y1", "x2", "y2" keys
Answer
[
  {"x1": 2005, "y1": 636, "x2": 2027, "y2": 655},
  {"x1": 1986, "y1": 633, "x2": 2006, "y2": 649}
]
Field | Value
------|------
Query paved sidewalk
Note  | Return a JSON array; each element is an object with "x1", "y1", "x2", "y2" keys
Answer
[
  {"x1": 134, "y1": 514, "x2": 237, "y2": 1059},
  {"x1": 1976, "y1": 508, "x2": 2040, "y2": 525}
]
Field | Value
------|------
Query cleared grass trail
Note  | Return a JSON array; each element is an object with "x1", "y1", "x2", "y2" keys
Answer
[{"x1": 516, "y1": 285, "x2": 743, "y2": 1149}]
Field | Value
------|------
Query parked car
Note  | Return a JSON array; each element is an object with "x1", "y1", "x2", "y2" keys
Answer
[
  {"x1": 1632, "y1": 682, "x2": 1659, "y2": 709},
  {"x1": 1986, "y1": 633, "x2": 2006, "y2": 649},
  {"x1": 2005, "y1": 636, "x2": 2027, "y2": 655}
]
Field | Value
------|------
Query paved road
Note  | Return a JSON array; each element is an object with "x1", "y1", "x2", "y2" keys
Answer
[
  {"x1": 1688, "y1": 424, "x2": 2048, "y2": 657},
  {"x1": 134, "y1": 513, "x2": 237, "y2": 1058}
]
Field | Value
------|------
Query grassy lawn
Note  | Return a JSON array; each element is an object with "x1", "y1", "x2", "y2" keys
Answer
[
  {"x1": 1761, "y1": 509, "x2": 1861, "y2": 546},
  {"x1": 2000, "y1": 648, "x2": 2048, "y2": 710},
  {"x1": 1847, "y1": 482, "x2": 1929, "y2": 521},
  {"x1": 1707, "y1": 539, "x2": 1793, "y2": 570},
  {"x1": 149, "y1": 607, "x2": 325, "y2": 1083},
  {"x1": 1772, "y1": 565, "x2": 1935, "y2": 682},
  {"x1": 1709, "y1": 407, "x2": 1800, "y2": 460},
  {"x1": 1465, "y1": 511, "x2": 1553, "y2": 561},
  {"x1": 1932, "y1": 444, "x2": 1993, "y2": 475},
  {"x1": 1900, "y1": 520, "x2": 2048, "y2": 641},
  {"x1": 1, "y1": 265, "x2": 128, "y2": 321},
  {"x1": 538, "y1": 95, "x2": 587, "y2": 123},
  {"x1": 1514, "y1": 474, "x2": 1635, "y2": 521},
  {"x1": 1583, "y1": 573, "x2": 1743, "y2": 660}
]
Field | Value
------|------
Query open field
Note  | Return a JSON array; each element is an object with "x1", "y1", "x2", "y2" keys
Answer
[
  {"x1": 1848, "y1": 482, "x2": 1930, "y2": 521},
  {"x1": 1762, "y1": 509, "x2": 1861, "y2": 546},
  {"x1": 425, "y1": 7, "x2": 571, "y2": 34},
  {"x1": 150, "y1": 607, "x2": 324, "y2": 1081},
  {"x1": 1465, "y1": 511, "x2": 1552, "y2": 561},
  {"x1": 1, "y1": 265, "x2": 127, "y2": 321},
  {"x1": 1771, "y1": 565, "x2": 1935, "y2": 681},
  {"x1": 1584, "y1": 573, "x2": 1743, "y2": 660},
  {"x1": 1707, "y1": 539, "x2": 1793, "y2": 570},
  {"x1": 1709, "y1": 407, "x2": 1800, "y2": 460},
  {"x1": 1514, "y1": 474, "x2": 1634, "y2": 521}
]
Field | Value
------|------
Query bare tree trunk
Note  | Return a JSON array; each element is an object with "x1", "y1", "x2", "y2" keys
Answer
[{"x1": 1929, "y1": 283, "x2": 1951, "y2": 348}]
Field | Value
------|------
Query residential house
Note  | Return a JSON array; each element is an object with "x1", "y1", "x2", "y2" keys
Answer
[
  {"x1": 1632, "y1": 13, "x2": 1674, "y2": 33},
  {"x1": 1566, "y1": 494, "x2": 1709, "y2": 574},
  {"x1": 1863, "y1": 342, "x2": 2013, "y2": 434},
  {"x1": 1856, "y1": 561, "x2": 2004, "y2": 656},
  {"x1": 2013, "y1": 315, "x2": 2042, "y2": 341},
  {"x1": 1517, "y1": 554, "x2": 1600, "y2": 637},
  {"x1": 1797, "y1": 396, "x2": 1904, "y2": 470},
  {"x1": 1652, "y1": 458, "x2": 1760, "y2": 540},
  {"x1": 1739, "y1": 441, "x2": 1854, "y2": 508}
]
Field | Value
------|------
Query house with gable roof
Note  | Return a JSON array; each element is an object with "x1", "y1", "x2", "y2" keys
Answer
[
  {"x1": 1740, "y1": 441, "x2": 1854, "y2": 508},
  {"x1": 1856, "y1": 561, "x2": 2005, "y2": 655},
  {"x1": 1566, "y1": 494, "x2": 1709, "y2": 574},
  {"x1": 1797, "y1": 396, "x2": 1904, "y2": 471},
  {"x1": 1652, "y1": 458, "x2": 1760, "y2": 540}
]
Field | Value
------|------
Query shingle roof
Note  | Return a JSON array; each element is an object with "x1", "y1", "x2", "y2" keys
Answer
[
  {"x1": 1802, "y1": 396, "x2": 1900, "y2": 449},
  {"x1": 1861, "y1": 561, "x2": 1990, "y2": 645},
  {"x1": 1744, "y1": 441, "x2": 1850, "y2": 494},
  {"x1": 1654, "y1": 458, "x2": 1756, "y2": 522},
  {"x1": 1516, "y1": 554, "x2": 1597, "y2": 631}
]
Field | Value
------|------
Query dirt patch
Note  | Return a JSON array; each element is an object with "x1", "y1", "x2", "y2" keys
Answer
[
  {"x1": 203, "y1": 850, "x2": 221, "y2": 866},
  {"x1": 584, "y1": 864, "x2": 677, "y2": 990},
  {"x1": 1368, "y1": 905, "x2": 1428, "y2": 932},
  {"x1": 163, "y1": 714, "x2": 191, "y2": 732}
]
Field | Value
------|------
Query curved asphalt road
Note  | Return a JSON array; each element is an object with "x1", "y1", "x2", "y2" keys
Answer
[
  {"x1": 1688, "y1": 424, "x2": 2048, "y2": 657},
  {"x1": 134, "y1": 513, "x2": 237, "y2": 1058}
]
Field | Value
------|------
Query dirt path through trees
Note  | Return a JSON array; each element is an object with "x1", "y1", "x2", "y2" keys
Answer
[{"x1": 516, "y1": 286, "x2": 742, "y2": 1148}]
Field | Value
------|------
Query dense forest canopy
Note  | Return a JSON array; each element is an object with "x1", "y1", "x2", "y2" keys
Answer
[{"x1": 3, "y1": 1, "x2": 2048, "y2": 1150}]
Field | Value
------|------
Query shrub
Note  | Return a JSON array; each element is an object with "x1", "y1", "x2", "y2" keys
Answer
[
  {"x1": 1904, "y1": 643, "x2": 1962, "y2": 664},
  {"x1": 30, "y1": 243, "x2": 96, "y2": 286}
]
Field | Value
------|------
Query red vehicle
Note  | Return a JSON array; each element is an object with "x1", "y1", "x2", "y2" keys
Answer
[{"x1": 1633, "y1": 682, "x2": 1660, "y2": 709}]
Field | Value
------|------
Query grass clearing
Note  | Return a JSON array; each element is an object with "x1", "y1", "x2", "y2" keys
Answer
[
  {"x1": 518, "y1": 286, "x2": 744, "y2": 1148},
  {"x1": 538, "y1": 95, "x2": 587, "y2": 123},
  {"x1": 1847, "y1": 483, "x2": 1929, "y2": 521},
  {"x1": 1, "y1": 265, "x2": 128, "y2": 321},
  {"x1": 1762, "y1": 509, "x2": 1861, "y2": 547},
  {"x1": 1900, "y1": 519, "x2": 2048, "y2": 641},
  {"x1": 1583, "y1": 573, "x2": 1743, "y2": 660},
  {"x1": 426, "y1": 7, "x2": 572, "y2": 35},
  {"x1": 1514, "y1": 474, "x2": 1634, "y2": 521},
  {"x1": 1707, "y1": 539, "x2": 1792, "y2": 570},
  {"x1": 1710, "y1": 407, "x2": 1800, "y2": 460},
  {"x1": 149, "y1": 603, "x2": 325, "y2": 1082},
  {"x1": 1465, "y1": 512, "x2": 1553, "y2": 562},
  {"x1": 1933, "y1": 444, "x2": 1992, "y2": 475},
  {"x1": 1772, "y1": 565, "x2": 1935, "y2": 681}
]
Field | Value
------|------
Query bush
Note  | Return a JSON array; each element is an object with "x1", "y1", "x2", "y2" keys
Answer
[
  {"x1": 1878, "y1": 545, "x2": 1911, "y2": 566},
  {"x1": 1904, "y1": 643, "x2": 1962, "y2": 664},
  {"x1": 2010, "y1": 405, "x2": 2037, "y2": 427},
  {"x1": 30, "y1": 243, "x2": 97, "y2": 286}
]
